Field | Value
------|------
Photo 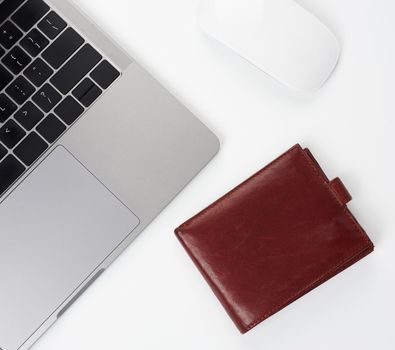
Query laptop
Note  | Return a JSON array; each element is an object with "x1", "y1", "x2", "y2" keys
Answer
[{"x1": 0, "y1": 1, "x2": 219, "y2": 349}]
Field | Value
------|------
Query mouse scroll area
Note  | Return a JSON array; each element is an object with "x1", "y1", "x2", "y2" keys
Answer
[{"x1": 198, "y1": 0, "x2": 340, "y2": 91}]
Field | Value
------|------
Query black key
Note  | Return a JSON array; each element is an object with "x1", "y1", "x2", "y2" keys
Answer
[
  {"x1": 0, "y1": 119, "x2": 26, "y2": 148},
  {"x1": 32, "y1": 83, "x2": 61, "y2": 112},
  {"x1": 12, "y1": 0, "x2": 50, "y2": 32},
  {"x1": 24, "y1": 57, "x2": 53, "y2": 87},
  {"x1": 14, "y1": 101, "x2": 44, "y2": 130},
  {"x1": 0, "y1": 0, "x2": 25, "y2": 26},
  {"x1": 54, "y1": 96, "x2": 84, "y2": 125},
  {"x1": 0, "y1": 21, "x2": 23, "y2": 49},
  {"x1": 20, "y1": 28, "x2": 49, "y2": 57},
  {"x1": 14, "y1": 132, "x2": 48, "y2": 166},
  {"x1": 91, "y1": 60, "x2": 120, "y2": 89},
  {"x1": 0, "y1": 143, "x2": 6, "y2": 160},
  {"x1": 2, "y1": 46, "x2": 32, "y2": 74},
  {"x1": 0, "y1": 93, "x2": 17, "y2": 123},
  {"x1": 72, "y1": 78, "x2": 101, "y2": 107},
  {"x1": 6, "y1": 76, "x2": 35, "y2": 105},
  {"x1": 0, "y1": 155, "x2": 25, "y2": 196},
  {"x1": 42, "y1": 28, "x2": 84, "y2": 69},
  {"x1": 37, "y1": 113, "x2": 66, "y2": 143},
  {"x1": 0, "y1": 63, "x2": 12, "y2": 90},
  {"x1": 51, "y1": 44, "x2": 102, "y2": 94},
  {"x1": 38, "y1": 11, "x2": 67, "y2": 39}
]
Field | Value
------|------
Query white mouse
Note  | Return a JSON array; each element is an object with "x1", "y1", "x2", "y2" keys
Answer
[{"x1": 197, "y1": 0, "x2": 340, "y2": 91}]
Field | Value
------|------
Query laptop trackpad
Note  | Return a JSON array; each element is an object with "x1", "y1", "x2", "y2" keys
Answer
[{"x1": 0, "y1": 146, "x2": 139, "y2": 350}]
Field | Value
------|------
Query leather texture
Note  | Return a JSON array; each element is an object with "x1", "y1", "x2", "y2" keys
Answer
[{"x1": 175, "y1": 144, "x2": 374, "y2": 333}]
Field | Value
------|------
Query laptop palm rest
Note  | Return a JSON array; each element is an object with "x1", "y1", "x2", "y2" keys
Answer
[{"x1": 0, "y1": 146, "x2": 139, "y2": 350}]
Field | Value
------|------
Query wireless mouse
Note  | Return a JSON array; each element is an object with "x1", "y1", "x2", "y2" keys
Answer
[{"x1": 197, "y1": 0, "x2": 340, "y2": 91}]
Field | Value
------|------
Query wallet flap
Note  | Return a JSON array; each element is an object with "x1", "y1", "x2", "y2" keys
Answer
[{"x1": 330, "y1": 177, "x2": 352, "y2": 205}]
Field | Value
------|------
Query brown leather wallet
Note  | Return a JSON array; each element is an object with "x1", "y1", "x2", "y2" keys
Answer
[{"x1": 175, "y1": 144, "x2": 374, "y2": 333}]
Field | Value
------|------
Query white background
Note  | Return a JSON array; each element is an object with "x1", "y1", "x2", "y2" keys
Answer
[{"x1": 37, "y1": 1, "x2": 394, "y2": 349}]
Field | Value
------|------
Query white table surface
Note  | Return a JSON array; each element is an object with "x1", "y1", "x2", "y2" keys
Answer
[{"x1": 37, "y1": 1, "x2": 394, "y2": 349}]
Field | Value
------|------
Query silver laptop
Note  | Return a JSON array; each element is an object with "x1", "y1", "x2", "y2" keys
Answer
[{"x1": 0, "y1": 1, "x2": 219, "y2": 349}]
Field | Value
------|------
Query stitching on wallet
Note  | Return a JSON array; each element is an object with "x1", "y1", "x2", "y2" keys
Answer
[{"x1": 177, "y1": 144, "x2": 373, "y2": 332}]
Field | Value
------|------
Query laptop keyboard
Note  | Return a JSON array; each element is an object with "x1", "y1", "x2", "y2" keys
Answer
[{"x1": 0, "y1": 0, "x2": 121, "y2": 197}]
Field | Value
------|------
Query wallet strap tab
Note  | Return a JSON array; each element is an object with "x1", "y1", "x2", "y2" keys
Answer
[{"x1": 329, "y1": 177, "x2": 352, "y2": 205}]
